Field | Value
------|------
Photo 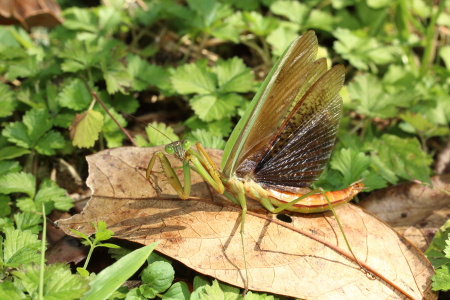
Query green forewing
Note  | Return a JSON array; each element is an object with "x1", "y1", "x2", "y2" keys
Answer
[{"x1": 222, "y1": 31, "x2": 320, "y2": 175}]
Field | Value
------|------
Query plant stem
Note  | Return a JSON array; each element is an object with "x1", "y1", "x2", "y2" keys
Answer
[
  {"x1": 420, "y1": 0, "x2": 445, "y2": 76},
  {"x1": 39, "y1": 204, "x2": 46, "y2": 300},
  {"x1": 83, "y1": 243, "x2": 95, "y2": 269}
]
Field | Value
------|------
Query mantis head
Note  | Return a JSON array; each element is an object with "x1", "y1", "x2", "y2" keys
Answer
[{"x1": 165, "y1": 140, "x2": 191, "y2": 161}]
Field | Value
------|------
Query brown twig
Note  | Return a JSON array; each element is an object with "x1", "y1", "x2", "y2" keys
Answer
[{"x1": 90, "y1": 91, "x2": 138, "y2": 147}]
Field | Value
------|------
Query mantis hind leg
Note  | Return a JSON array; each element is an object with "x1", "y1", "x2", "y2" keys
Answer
[{"x1": 226, "y1": 179, "x2": 250, "y2": 292}]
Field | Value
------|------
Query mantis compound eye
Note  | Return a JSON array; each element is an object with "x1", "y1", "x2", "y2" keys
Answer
[
  {"x1": 182, "y1": 140, "x2": 191, "y2": 150},
  {"x1": 165, "y1": 144, "x2": 175, "y2": 154}
]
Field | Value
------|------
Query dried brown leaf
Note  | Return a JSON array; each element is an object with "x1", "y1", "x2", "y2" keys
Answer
[
  {"x1": 359, "y1": 175, "x2": 450, "y2": 251},
  {"x1": 0, "y1": 0, "x2": 63, "y2": 29},
  {"x1": 56, "y1": 146, "x2": 436, "y2": 300}
]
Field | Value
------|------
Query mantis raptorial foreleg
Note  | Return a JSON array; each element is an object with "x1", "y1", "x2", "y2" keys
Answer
[
  {"x1": 147, "y1": 151, "x2": 192, "y2": 199},
  {"x1": 146, "y1": 145, "x2": 225, "y2": 200}
]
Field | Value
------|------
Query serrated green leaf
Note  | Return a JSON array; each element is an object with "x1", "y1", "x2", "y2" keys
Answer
[
  {"x1": 186, "y1": 129, "x2": 226, "y2": 149},
  {"x1": 401, "y1": 109, "x2": 450, "y2": 137},
  {"x1": 307, "y1": 9, "x2": 335, "y2": 31},
  {"x1": 270, "y1": 1, "x2": 309, "y2": 24},
  {"x1": 0, "y1": 146, "x2": 30, "y2": 160},
  {"x1": 426, "y1": 220, "x2": 450, "y2": 268},
  {"x1": 425, "y1": 94, "x2": 450, "y2": 126},
  {"x1": 98, "y1": 6, "x2": 121, "y2": 32},
  {"x1": 141, "y1": 261, "x2": 174, "y2": 293},
  {"x1": 96, "y1": 220, "x2": 107, "y2": 231},
  {"x1": 375, "y1": 134, "x2": 432, "y2": 183},
  {"x1": 212, "y1": 12, "x2": 244, "y2": 43},
  {"x1": 348, "y1": 74, "x2": 397, "y2": 118},
  {"x1": 171, "y1": 63, "x2": 216, "y2": 95},
  {"x1": 267, "y1": 25, "x2": 300, "y2": 57},
  {"x1": 35, "y1": 131, "x2": 65, "y2": 155},
  {"x1": 432, "y1": 264, "x2": 450, "y2": 291},
  {"x1": 196, "y1": 280, "x2": 225, "y2": 300},
  {"x1": 53, "y1": 112, "x2": 77, "y2": 128},
  {"x1": 217, "y1": 281, "x2": 241, "y2": 300},
  {"x1": 17, "y1": 197, "x2": 52, "y2": 214},
  {"x1": 333, "y1": 28, "x2": 398, "y2": 70},
  {"x1": 0, "y1": 82, "x2": 17, "y2": 118},
  {"x1": 0, "y1": 217, "x2": 14, "y2": 232},
  {"x1": 62, "y1": 7, "x2": 98, "y2": 32},
  {"x1": 0, "y1": 160, "x2": 21, "y2": 177},
  {"x1": 444, "y1": 239, "x2": 450, "y2": 259},
  {"x1": 95, "y1": 231, "x2": 113, "y2": 242},
  {"x1": 110, "y1": 93, "x2": 139, "y2": 114},
  {"x1": 0, "y1": 195, "x2": 11, "y2": 218},
  {"x1": 314, "y1": 167, "x2": 345, "y2": 191},
  {"x1": 193, "y1": 276, "x2": 210, "y2": 291},
  {"x1": 360, "y1": 172, "x2": 387, "y2": 191},
  {"x1": 103, "y1": 66, "x2": 133, "y2": 95},
  {"x1": 215, "y1": 58, "x2": 254, "y2": 93},
  {"x1": 23, "y1": 108, "x2": 53, "y2": 144},
  {"x1": 13, "y1": 263, "x2": 90, "y2": 299},
  {"x1": 369, "y1": 154, "x2": 398, "y2": 184},
  {"x1": 3, "y1": 228, "x2": 40, "y2": 266},
  {"x1": 242, "y1": 11, "x2": 278, "y2": 36},
  {"x1": 34, "y1": 178, "x2": 73, "y2": 212},
  {"x1": 127, "y1": 55, "x2": 171, "y2": 91},
  {"x1": 71, "y1": 110, "x2": 104, "y2": 148},
  {"x1": 58, "y1": 78, "x2": 92, "y2": 111},
  {"x1": 160, "y1": 281, "x2": 190, "y2": 300},
  {"x1": 137, "y1": 122, "x2": 178, "y2": 147},
  {"x1": 400, "y1": 112, "x2": 433, "y2": 132},
  {"x1": 184, "y1": 117, "x2": 233, "y2": 137},
  {"x1": 330, "y1": 148, "x2": 369, "y2": 186},
  {"x1": 82, "y1": 243, "x2": 158, "y2": 300},
  {"x1": 14, "y1": 212, "x2": 42, "y2": 234},
  {"x1": 6, "y1": 55, "x2": 39, "y2": 80},
  {"x1": 2, "y1": 122, "x2": 32, "y2": 149},
  {"x1": 187, "y1": 0, "x2": 232, "y2": 30},
  {"x1": 2, "y1": 108, "x2": 58, "y2": 152},
  {"x1": 0, "y1": 281, "x2": 26, "y2": 300},
  {"x1": 190, "y1": 93, "x2": 242, "y2": 122},
  {"x1": 0, "y1": 172, "x2": 36, "y2": 198}
]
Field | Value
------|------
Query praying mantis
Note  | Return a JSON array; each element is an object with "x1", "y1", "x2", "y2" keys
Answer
[{"x1": 146, "y1": 31, "x2": 364, "y2": 291}]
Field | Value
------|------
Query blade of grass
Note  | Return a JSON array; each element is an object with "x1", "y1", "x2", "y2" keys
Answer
[
  {"x1": 81, "y1": 243, "x2": 159, "y2": 300},
  {"x1": 39, "y1": 205, "x2": 46, "y2": 300}
]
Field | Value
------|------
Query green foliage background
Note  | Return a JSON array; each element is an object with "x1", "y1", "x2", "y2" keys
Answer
[{"x1": 0, "y1": 0, "x2": 449, "y2": 298}]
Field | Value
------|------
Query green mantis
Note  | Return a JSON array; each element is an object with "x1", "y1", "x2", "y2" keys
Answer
[{"x1": 146, "y1": 31, "x2": 364, "y2": 291}]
